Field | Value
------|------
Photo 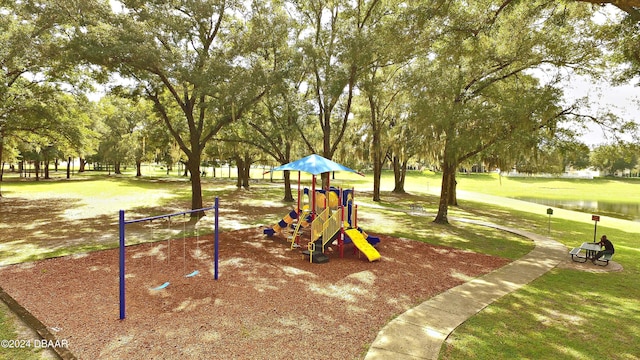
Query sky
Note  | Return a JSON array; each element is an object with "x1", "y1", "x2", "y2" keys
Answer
[
  {"x1": 568, "y1": 5, "x2": 640, "y2": 147},
  {"x1": 564, "y1": 75, "x2": 639, "y2": 146}
]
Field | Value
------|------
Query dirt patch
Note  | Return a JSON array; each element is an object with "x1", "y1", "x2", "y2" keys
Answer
[
  {"x1": 555, "y1": 257, "x2": 623, "y2": 273},
  {"x1": 0, "y1": 228, "x2": 509, "y2": 360}
]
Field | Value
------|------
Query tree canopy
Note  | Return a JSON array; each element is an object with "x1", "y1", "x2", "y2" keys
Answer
[
  {"x1": 68, "y1": 0, "x2": 284, "y2": 213},
  {"x1": 1, "y1": 0, "x2": 638, "y2": 219}
]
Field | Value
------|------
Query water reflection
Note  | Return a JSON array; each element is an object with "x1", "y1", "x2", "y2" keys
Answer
[{"x1": 515, "y1": 197, "x2": 640, "y2": 222}]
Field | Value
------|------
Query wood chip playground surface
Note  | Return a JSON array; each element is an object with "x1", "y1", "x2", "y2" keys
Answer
[{"x1": 0, "y1": 228, "x2": 510, "y2": 359}]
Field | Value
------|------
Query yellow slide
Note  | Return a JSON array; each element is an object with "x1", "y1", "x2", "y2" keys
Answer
[{"x1": 344, "y1": 229, "x2": 381, "y2": 262}]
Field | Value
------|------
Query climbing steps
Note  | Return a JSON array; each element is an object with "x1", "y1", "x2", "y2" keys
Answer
[
  {"x1": 301, "y1": 249, "x2": 330, "y2": 263},
  {"x1": 288, "y1": 209, "x2": 310, "y2": 249}
]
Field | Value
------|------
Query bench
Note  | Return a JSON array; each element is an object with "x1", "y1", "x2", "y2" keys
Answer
[
  {"x1": 594, "y1": 253, "x2": 614, "y2": 266},
  {"x1": 569, "y1": 247, "x2": 588, "y2": 263}
]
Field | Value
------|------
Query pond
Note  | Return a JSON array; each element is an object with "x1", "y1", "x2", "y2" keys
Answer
[{"x1": 515, "y1": 197, "x2": 640, "y2": 222}]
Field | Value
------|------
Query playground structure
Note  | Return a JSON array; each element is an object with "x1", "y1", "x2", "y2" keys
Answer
[
  {"x1": 118, "y1": 198, "x2": 219, "y2": 320},
  {"x1": 263, "y1": 155, "x2": 380, "y2": 263}
]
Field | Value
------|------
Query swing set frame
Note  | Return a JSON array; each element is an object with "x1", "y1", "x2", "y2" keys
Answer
[{"x1": 118, "y1": 197, "x2": 220, "y2": 320}]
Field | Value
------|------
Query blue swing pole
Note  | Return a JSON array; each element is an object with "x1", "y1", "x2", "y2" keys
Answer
[
  {"x1": 214, "y1": 196, "x2": 219, "y2": 280},
  {"x1": 119, "y1": 210, "x2": 126, "y2": 320}
]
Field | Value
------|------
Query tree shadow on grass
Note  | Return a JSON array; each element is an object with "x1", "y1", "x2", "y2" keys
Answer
[
  {"x1": 0, "y1": 197, "x2": 120, "y2": 265},
  {"x1": 0, "y1": 180, "x2": 533, "y2": 266},
  {"x1": 0, "y1": 183, "x2": 302, "y2": 266},
  {"x1": 347, "y1": 192, "x2": 533, "y2": 260}
]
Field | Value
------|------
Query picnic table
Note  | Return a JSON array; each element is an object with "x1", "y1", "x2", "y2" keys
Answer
[
  {"x1": 569, "y1": 242, "x2": 601, "y2": 263},
  {"x1": 569, "y1": 242, "x2": 613, "y2": 266}
]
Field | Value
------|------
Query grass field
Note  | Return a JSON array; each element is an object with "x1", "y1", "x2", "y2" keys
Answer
[{"x1": 0, "y1": 167, "x2": 639, "y2": 359}]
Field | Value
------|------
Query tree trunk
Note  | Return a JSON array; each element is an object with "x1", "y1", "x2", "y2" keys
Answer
[
  {"x1": 322, "y1": 108, "x2": 332, "y2": 191},
  {"x1": 369, "y1": 92, "x2": 383, "y2": 202},
  {"x1": 0, "y1": 162, "x2": 3, "y2": 198},
  {"x1": 187, "y1": 153, "x2": 204, "y2": 218},
  {"x1": 44, "y1": 159, "x2": 50, "y2": 179},
  {"x1": 372, "y1": 129, "x2": 382, "y2": 202},
  {"x1": 447, "y1": 171, "x2": 458, "y2": 206},
  {"x1": 434, "y1": 161, "x2": 456, "y2": 224},
  {"x1": 235, "y1": 156, "x2": 244, "y2": 188},
  {"x1": 79, "y1": 157, "x2": 86, "y2": 172},
  {"x1": 0, "y1": 140, "x2": 4, "y2": 197},
  {"x1": 136, "y1": 160, "x2": 142, "y2": 177},
  {"x1": 114, "y1": 162, "x2": 122, "y2": 175},
  {"x1": 34, "y1": 162, "x2": 41, "y2": 181},
  {"x1": 283, "y1": 170, "x2": 294, "y2": 202},
  {"x1": 242, "y1": 154, "x2": 250, "y2": 189},
  {"x1": 372, "y1": 159, "x2": 382, "y2": 201},
  {"x1": 392, "y1": 155, "x2": 407, "y2": 193},
  {"x1": 321, "y1": 172, "x2": 330, "y2": 190}
]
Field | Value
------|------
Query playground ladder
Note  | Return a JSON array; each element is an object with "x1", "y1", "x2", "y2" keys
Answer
[{"x1": 289, "y1": 208, "x2": 310, "y2": 249}]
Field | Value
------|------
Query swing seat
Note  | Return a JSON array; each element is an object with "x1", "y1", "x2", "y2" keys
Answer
[
  {"x1": 151, "y1": 282, "x2": 170, "y2": 290},
  {"x1": 185, "y1": 270, "x2": 199, "y2": 278}
]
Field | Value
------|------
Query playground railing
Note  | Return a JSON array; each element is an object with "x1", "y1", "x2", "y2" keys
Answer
[
  {"x1": 312, "y1": 207, "x2": 329, "y2": 241},
  {"x1": 321, "y1": 209, "x2": 341, "y2": 251}
]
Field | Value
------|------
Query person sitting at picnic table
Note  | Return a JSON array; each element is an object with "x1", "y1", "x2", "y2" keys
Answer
[{"x1": 591, "y1": 235, "x2": 615, "y2": 263}]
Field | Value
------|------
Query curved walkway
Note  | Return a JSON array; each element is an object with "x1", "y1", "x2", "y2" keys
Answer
[{"x1": 365, "y1": 218, "x2": 568, "y2": 360}]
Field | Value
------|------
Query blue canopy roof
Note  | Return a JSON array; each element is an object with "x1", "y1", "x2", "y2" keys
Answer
[{"x1": 269, "y1": 154, "x2": 363, "y2": 176}]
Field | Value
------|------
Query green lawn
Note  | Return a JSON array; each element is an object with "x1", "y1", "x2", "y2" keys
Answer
[
  {"x1": 0, "y1": 168, "x2": 638, "y2": 359},
  {"x1": 455, "y1": 172, "x2": 640, "y2": 203},
  {"x1": 0, "y1": 302, "x2": 45, "y2": 360}
]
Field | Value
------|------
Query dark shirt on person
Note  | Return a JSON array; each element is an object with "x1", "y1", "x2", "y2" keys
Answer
[{"x1": 599, "y1": 239, "x2": 614, "y2": 253}]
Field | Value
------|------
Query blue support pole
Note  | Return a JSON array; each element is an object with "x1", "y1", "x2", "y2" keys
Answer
[
  {"x1": 119, "y1": 210, "x2": 126, "y2": 320},
  {"x1": 214, "y1": 197, "x2": 219, "y2": 280}
]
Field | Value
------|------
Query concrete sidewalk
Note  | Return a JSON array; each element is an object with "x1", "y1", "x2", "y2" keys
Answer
[{"x1": 365, "y1": 220, "x2": 568, "y2": 360}]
